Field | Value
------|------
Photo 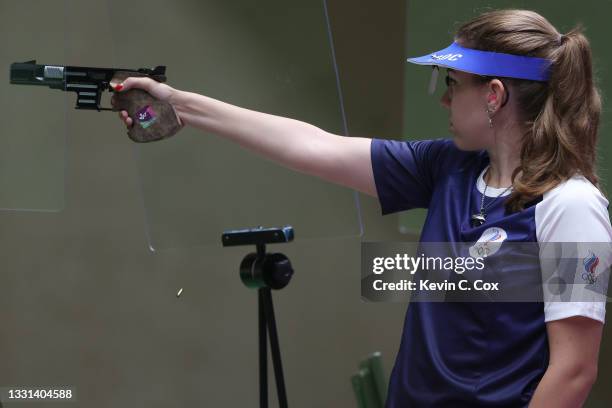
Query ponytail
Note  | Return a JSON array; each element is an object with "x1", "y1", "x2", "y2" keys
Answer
[{"x1": 455, "y1": 11, "x2": 604, "y2": 212}]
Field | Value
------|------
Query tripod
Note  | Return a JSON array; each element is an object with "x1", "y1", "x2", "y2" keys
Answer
[{"x1": 222, "y1": 226, "x2": 295, "y2": 408}]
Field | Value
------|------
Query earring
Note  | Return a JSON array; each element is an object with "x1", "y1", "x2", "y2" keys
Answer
[{"x1": 486, "y1": 107, "x2": 494, "y2": 128}]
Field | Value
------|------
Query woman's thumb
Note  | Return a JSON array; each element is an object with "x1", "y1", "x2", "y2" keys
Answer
[{"x1": 114, "y1": 76, "x2": 155, "y2": 93}]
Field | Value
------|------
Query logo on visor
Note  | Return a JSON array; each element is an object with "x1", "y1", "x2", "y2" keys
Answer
[{"x1": 431, "y1": 53, "x2": 463, "y2": 62}]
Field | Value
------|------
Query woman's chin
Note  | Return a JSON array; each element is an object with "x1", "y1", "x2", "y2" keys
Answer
[{"x1": 452, "y1": 138, "x2": 467, "y2": 150}]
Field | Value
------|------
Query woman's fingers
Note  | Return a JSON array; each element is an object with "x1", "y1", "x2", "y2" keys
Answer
[
  {"x1": 116, "y1": 110, "x2": 132, "y2": 128},
  {"x1": 119, "y1": 77, "x2": 155, "y2": 93},
  {"x1": 115, "y1": 76, "x2": 175, "y2": 102}
]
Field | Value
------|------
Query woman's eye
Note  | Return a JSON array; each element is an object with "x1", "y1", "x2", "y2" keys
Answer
[{"x1": 445, "y1": 76, "x2": 456, "y2": 87}]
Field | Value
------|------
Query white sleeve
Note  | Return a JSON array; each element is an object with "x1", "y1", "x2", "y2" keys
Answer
[{"x1": 535, "y1": 176, "x2": 612, "y2": 324}]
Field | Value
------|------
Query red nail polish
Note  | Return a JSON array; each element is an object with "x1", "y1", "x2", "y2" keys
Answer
[{"x1": 115, "y1": 84, "x2": 124, "y2": 91}]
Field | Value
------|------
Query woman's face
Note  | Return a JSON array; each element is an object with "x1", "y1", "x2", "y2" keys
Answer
[{"x1": 440, "y1": 68, "x2": 492, "y2": 150}]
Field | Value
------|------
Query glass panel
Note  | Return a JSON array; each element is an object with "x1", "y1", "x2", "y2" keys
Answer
[
  {"x1": 0, "y1": 0, "x2": 67, "y2": 211},
  {"x1": 109, "y1": 0, "x2": 362, "y2": 250}
]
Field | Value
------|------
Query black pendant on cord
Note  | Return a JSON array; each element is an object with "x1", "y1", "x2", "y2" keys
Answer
[{"x1": 471, "y1": 212, "x2": 486, "y2": 227}]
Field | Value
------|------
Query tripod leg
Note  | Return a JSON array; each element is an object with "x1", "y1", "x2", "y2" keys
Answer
[
  {"x1": 262, "y1": 288, "x2": 289, "y2": 408},
  {"x1": 259, "y1": 289, "x2": 268, "y2": 408}
]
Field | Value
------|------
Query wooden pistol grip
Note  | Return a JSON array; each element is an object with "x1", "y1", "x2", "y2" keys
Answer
[{"x1": 111, "y1": 71, "x2": 182, "y2": 143}]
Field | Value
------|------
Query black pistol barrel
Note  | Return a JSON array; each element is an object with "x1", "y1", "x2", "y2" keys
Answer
[{"x1": 10, "y1": 60, "x2": 65, "y2": 89}]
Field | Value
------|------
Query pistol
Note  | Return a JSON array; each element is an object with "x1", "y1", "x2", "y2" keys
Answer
[{"x1": 10, "y1": 60, "x2": 182, "y2": 142}]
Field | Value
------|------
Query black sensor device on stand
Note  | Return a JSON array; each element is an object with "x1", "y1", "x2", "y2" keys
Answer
[{"x1": 222, "y1": 225, "x2": 294, "y2": 408}]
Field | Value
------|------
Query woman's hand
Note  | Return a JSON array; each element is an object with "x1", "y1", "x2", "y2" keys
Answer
[{"x1": 110, "y1": 76, "x2": 181, "y2": 128}]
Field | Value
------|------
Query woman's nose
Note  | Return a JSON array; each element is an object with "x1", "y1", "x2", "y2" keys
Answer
[{"x1": 440, "y1": 90, "x2": 451, "y2": 109}]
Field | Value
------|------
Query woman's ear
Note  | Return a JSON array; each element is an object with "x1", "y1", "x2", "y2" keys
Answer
[{"x1": 486, "y1": 79, "x2": 507, "y2": 111}]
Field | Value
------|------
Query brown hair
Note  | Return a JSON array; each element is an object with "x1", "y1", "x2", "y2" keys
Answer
[{"x1": 454, "y1": 9, "x2": 604, "y2": 212}]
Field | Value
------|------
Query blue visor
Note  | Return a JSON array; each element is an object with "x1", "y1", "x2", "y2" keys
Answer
[{"x1": 407, "y1": 42, "x2": 553, "y2": 94}]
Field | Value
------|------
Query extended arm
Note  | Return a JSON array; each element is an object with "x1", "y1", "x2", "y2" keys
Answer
[{"x1": 112, "y1": 77, "x2": 377, "y2": 197}]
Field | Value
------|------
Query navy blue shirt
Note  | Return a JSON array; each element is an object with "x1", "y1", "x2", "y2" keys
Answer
[{"x1": 370, "y1": 137, "x2": 610, "y2": 407}]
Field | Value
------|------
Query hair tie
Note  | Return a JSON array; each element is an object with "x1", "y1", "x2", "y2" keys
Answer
[{"x1": 558, "y1": 34, "x2": 566, "y2": 46}]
